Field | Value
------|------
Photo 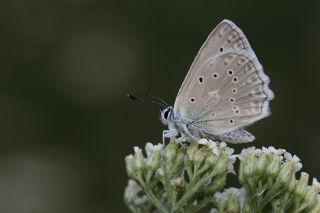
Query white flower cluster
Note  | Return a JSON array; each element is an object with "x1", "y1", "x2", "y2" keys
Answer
[
  {"x1": 210, "y1": 187, "x2": 246, "y2": 213},
  {"x1": 284, "y1": 152, "x2": 303, "y2": 172},
  {"x1": 198, "y1": 138, "x2": 236, "y2": 174},
  {"x1": 124, "y1": 180, "x2": 148, "y2": 206},
  {"x1": 238, "y1": 146, "x2": 302, "y2": 172},
  {"x1": 214, "y1": 187, "x2": 246, "y2": 205},
  {"x1": 145, "y1": 142, "x2": 164, "y2": 157}
]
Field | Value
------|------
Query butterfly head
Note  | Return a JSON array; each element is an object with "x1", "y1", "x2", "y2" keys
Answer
[{"x1": 160, "y1": 106, "x2": 173, "y2": 125}]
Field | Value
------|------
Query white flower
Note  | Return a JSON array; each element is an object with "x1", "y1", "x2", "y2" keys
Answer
[
  {"x1": 209, "y1": 208, "x2": 218, "y2": 213},
  {"x1": 202, "y1": 140, "x2": 236, "y2": 174},
  {"x1": 219, "y1": 142, "x2": 227, "y2": 149},
  {"x1": 207, "y1": 140, "x2": 219, "y2": 155},
  {"x1": 220, "y1": 146, "x2": 236, "y2": 174},
  {"x1": 145, "y1": 142, "x2": 163, "y2": 157},
  {"x1": 224, "y1": 147, "x2": 235, "y2": 155},
  {"x1": 238, "y1": 146, "x2": 257, "y2": 160},
  {"x1": 312, "y1": 178, "x2": 320, "y2": 193},
  {"x1": 192, "y1": 199, "x2": 198, "y2": 206},
  {"x1": 145, "y1": 143, "x2": 153, "y2": 157},
  {"x1": 284, "y1": 152, "x2": 302, "y2": 172},
  {"x1": 262, "y1": 146, "x2": 286, "y2": 155},
  {"x1": 228, "y1": 154, "x2": 237, "y2": 174},
  {"x1": 134, "y1": 146, "x2": 141, "y2": 153},
  {"x1": 124, "y1": 180, "x2": 148, "y2": 206},
  {"x1": 213, "y1": 187, "x2": 246, "y2": 208},
  {"x1": 198, "y1": 138, "x2": 209, "y2": 145}
]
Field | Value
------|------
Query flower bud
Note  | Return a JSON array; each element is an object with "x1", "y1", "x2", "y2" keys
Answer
[
  {"x1": 133, "y1": 147, "x2": 145, "y2": 175},
  {"x1": 125, "y1": 154, "x2": 135, "y2": 178},
  {"x1": 267, "y1": 154, "x2": 281, "y2": 179},
  {"x1": 146, "y1": 149, "x2": 161, "y2": 172},
  {"x1": 170, "y1": 177, "x2": 186, "y2": 191},
  {"x1": 304, "y1": 185, "x2": 318, "y2": 209},
  {"x1": 312, "y1": 178, "x2": 320, "y2": 192},
  {"x1": 243, "y1": 153, "x2": 255, "y2": 178},
  {"x1": 278, "y1": 161, "x2": 294, "y2": 185},
  {"x1": 124, "y1": 180, "x2": 138, "y2": 201},
  {"x1": 187, "y1": 141, "x2": 199, "y2": 161},
  {"x1": 242, "y1": 202, "x2": 251, "y2": 213},
  {"x1": 204, "y1": 173, "x2": 227, "y2": 194},
  {"x1": 172, "y1": 151, "x2": 185, "y2": 173},
  {"x1": 205, "y1": 153, "x2": 219, "y2": 167},
  {"x1": 303, "y1": 178, "x2": 320, "y2": 209},
  {"x1": 155, "y1": 168, "x2": 164, "y2": 182},
  {"x1": 294, "y1": 172, "x2": 309, "y2": 199},
  {"x1": 214, "y1": 154, "x2": 229, "y2": 175},
  {"x1": 164, "y1": 141, "x2": 179, "y2": 162},
  {"x1": 238, "y1": 162, "x2": 245, "y2": 185},
  {"x1": 194, "y1": 147, "x2": 210, "y2": 170},
  {"x1": 194, "y1": 147, "x2": 210, "y2": 163},
  {"x1": 288, "y1": 173, "x2": 297, "y2": 192},
  {"x1": 255, "y1": 153, "x2": 268, "y2": 178},
  {"x1": 309, "y1": 202, "x2": 320, "y2": 213},
  {"x1": 226, "y1": 193, "x2": 241, "y2": 213}
]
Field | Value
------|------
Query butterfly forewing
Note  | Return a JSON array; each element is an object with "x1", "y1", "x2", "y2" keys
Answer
[
  {"x1": 173, "y1": 19, "x2": 274, "y2": 135},
  {"x1": 174, "y1": 19, "x2": 256, "y2": 111}
]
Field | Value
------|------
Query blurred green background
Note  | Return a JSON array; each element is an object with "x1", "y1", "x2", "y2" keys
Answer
[{"x1": 0, "y1": 0, "x2": 320, "y2": 212}]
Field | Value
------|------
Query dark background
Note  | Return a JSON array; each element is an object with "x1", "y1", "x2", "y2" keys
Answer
[{"x1": 0, "y1": 0, "x2": 319, "y2": 212}]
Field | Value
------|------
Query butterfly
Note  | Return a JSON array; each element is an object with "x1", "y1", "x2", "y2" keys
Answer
[{"x1": 129, "y1": 19, "x2": 274, "y2": 143}]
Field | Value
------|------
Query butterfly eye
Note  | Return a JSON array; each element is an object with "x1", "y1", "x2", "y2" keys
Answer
[
  {"x1": 164, "y1": 111, "x2": 169, "y2": 119},
  {"x1": 164, "y1": 109, "x2": 171, "y2": 119}
]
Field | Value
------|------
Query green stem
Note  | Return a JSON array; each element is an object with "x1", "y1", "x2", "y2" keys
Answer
[
  {"x1": 173, "y1": 169, "x2": 216, "y2": 212},
  {"x1": 185, "y1": 159, "x2": 193, "y2": 179},
  {"x1": 137, "y1": 174, "x2": 168, "y2": 213},
  {"x1": 144, "y1": 186, "x2": 169, "y2": 213},
  {"x1": 185, "y1": 196, "x2": 212, "y2": 213},
  {"x1": 164, "y1": 171, "x2": 175, "y2": 208}
]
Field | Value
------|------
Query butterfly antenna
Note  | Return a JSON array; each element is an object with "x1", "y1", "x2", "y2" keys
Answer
[
  {"x1": 142, "y1": 90, "x2": 169, "y2": 108},
  {"x1": 127, "y1": 91, "x2": 169, "y2": 110}
]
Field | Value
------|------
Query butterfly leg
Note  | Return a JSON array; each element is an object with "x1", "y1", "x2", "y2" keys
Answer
[
  {"x1": 181, "y1": 123, "x2": 199, "y2": 142},
  {"x1": 176, "y1": 132, "x2": 188, "y2": 142},
  {"x1": 216, "y1": 129, "x2": 255, "y2": 143},
  {"x1": 162, "y1": 129, "x2": 178, "y2": 143}
]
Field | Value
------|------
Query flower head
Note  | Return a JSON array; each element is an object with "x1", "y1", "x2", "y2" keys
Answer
[
  {"x1": 214, "y1": 187, "x2": 246, "y2": 204},
  {"x1": 145, "y1": 142, "x2": 163, "y2": 157},
  {"x1": 261, "y1": 146, "x2": 286, "y2": 156},
  {"x1": 284, "y1": 152, "x2": 302, "y2": 172}
]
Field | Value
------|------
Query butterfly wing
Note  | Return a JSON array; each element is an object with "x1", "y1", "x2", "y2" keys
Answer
[{"x1": 173, "y1": 19, "x2": 274, "y2": 135}]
